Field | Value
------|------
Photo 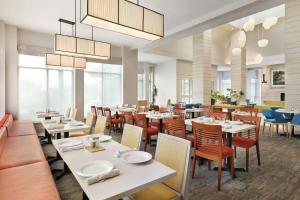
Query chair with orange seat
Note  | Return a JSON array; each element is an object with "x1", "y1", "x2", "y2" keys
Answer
[
  {"x1": 165, "y1": 118, "x2": 194, "y2": 144},
  {"x1": 240, "y1": 107, "x2": 259, "y2": 117},
  {"x1": 206, "y1": 112, "x2": 229, "y2": 121},
  {"x1": 159, "y1": 107, "x2": 169, "y2": 113},
  {"x1": 173, "y1": 108, "x2": 186, "y2": 120},
  {"x1": 192, "y1": 122, "x2": 235, "y2": 191},
  {"x1": 103, "y1": 108, "x2": 122, "y2": 135},
  {"x1": 134, "y1": 114, "x2": 159, "y2": 151},
  {"x1": 232, "y1": 115, "x2": 261, "y2": 172},
  {"x1": 123, "y1": 112, "x2": 135, "y2": 125},
  {"x1": 151, "y1": 105, "x2": 160, "y2": 112}
]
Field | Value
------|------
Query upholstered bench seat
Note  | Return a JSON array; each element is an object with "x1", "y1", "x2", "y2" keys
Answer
[
  {"x1": 7, "y1": 120, "x2": 36, "y2": 137},
  {"x1": 0, "y1": 161, "x2": 60, "y2": 200}
]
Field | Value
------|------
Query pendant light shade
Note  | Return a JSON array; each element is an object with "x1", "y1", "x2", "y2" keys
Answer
[
  {"x1": 258, "y1": 39, "x2": 269, "y2": 48},
  {"x1": 263, "y1": 17, "x2": 278, "y2": 30},
  {"x1": 238, "y1": 30, "x2": 246, "y2": 48},
  {"x1": 243, "y1": 16, "x2": 255, "y2": 32},
  {"x1": 80, "y1": 0, "x2": 164, "y2": 40},
  {"x1": 55, "y1": 34, "x2": 111, "y2": 60},
  {"x1": 46, "y1": 53, "x2": 87, "y2": 69},
  {"x1": 254, "y1": 54, "x2": 263, "y2": 64}
]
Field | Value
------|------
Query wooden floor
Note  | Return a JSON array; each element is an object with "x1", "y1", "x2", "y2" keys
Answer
[{"x1": 42, "y1": 127, "x2": 300, "y2": 200}]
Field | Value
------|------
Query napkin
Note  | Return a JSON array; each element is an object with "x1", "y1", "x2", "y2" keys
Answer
[
  {"x1": 87, "y1": 169, "x2": 120, "y2": 185},
  {"x1": 60, "y1": 144, "x2": 84, "y2": 152},
  {"x1": 47, "y1": 124, "x2": 64, "y2": 130}
]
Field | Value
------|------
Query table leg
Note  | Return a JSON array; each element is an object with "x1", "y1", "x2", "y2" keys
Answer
[
  {"x1": 159, "y1": 119, "x2": 163, "y2": 133},
  {"x1": 54, "y1": 162, "x2": 70, "y2": 180},
  {"x1": 192, "y1": 112, "x2": 195, "y2": 119},
  {"x1": 83, "y1": 191, "x2": 89, "y2": 200}
]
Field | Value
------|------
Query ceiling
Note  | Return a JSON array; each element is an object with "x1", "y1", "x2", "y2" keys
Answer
[{"x1": 0, "y1": 0, "x2": 257, "y2": 48}]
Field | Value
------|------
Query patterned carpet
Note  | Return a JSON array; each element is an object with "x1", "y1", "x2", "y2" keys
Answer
[{"x1": 42, "y1": 127, "x2": 300, "y2": 200}]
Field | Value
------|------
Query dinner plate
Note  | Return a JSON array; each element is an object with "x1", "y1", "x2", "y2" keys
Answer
[
  {"x1": 76, "y1": 160, "x2": 114, "y2": 178},
  {"x1": 59, "y1": 140, "x2": 82, "y2": 148},
  {"x1": 68, "y1": 121, "x2": 84, "y2": 126},
  {"x1": 120, "y1": 151, "x2": 152, "y2": 164},
  {"x1": 99, "y1": 135, "x2": 112, "y2": 142},
  {"x1": 230, "y1": 121, "x2": 243, "y2": 125}
]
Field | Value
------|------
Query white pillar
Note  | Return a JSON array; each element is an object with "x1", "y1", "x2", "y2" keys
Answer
[
  {"x1": 0, "y1": 21, "x2": 5, "y2": 116},
  {"x1": 74, "y1": 69, "x2": 84, "y2": 121},
  {"x1": 285, "y1": 0, "x2": 300, "y2": 110},
  {"x1": 5, "y1": 25, "x2": 18, "y2": 118},
  {"x1": 192, "y1": 30, "x2": 212, "y2": 105},
  {"x1": 230, "y1": 31, "x2": 246, "y2": 93},
  {"x1": 122, "y1": 46, "x2": 138, "y2": 105}
]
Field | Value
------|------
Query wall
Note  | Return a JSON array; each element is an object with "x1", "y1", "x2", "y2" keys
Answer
[
  {"x1": 176, "y1": 60, "x2": 192, "y2": 102},
  {"x1": 0, "y1": 21, "x2": 5, "y2": 116},
  {"x1": 154, "y1": 60, "x2": 177, "y2": 106}
]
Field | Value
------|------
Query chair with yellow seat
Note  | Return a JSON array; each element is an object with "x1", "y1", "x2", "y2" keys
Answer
[
  {"x1": 69, "y1": 108, "x2": 77, "y2": 120},
  {"x1": 131, "y1": 133, "x2": 191, "y2": 200},
  {"x1": 121, "y1": 124, "x2": 143, "y2": 150},
  {"x1": 94, "y1": 115, "x2": 107, "y2": 134},
  {"x1": 69, "y1": 113, "x2": 94, "y2": 137}
]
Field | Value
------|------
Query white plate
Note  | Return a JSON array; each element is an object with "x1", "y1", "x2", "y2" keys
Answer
[
  {"x1": 69, "y1": 121, "x2": 84, "y2": 126},
  {"x1": 120, "y1": 151, "x2": 152, "y2": 164},
  {"x1": 99, "y1": 135, "x2": 112, "y2": 142},
  {"x1": 230, "y1": 121, "x2": 243, "y2": 125},
  {"x1": 76, "y1": 160, "x2": 114, "y2": 178},
  {"x1": 59, "y1": 140, "x2": 82, "y2": 148}
]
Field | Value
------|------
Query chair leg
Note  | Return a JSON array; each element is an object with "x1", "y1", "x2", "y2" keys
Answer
[
  {"x1": 234, "y1": 146, "x2": 237, "y2": 159},
  {"x1": 191, "y1": 154, "x2": 197, "y2": 178},
  {"x1": 230, "y1": 156, "x2": 235, "y2": 179},
  {"x1": 217, "y1": 160, "x2": 222, "y2": 191},
  {"x1": 144, "y1": 136, "x2": 149, "y2": 151},
  {"x1": 269, "y1": 124, "x2": 272, "y2": 137},
  {"x1": 262, "y1": 122, "x2": 266, "y2": 135},
  {"x1": 208, "y1": 160, "x2": 211, "y2": 171},
  {"x1": 270, "y1": 124, "x2": 273, "y2": 137},
  {"x1": 276, "y1": 124, "x2": 279, "y2": 135},
  {"x1": 256, "y1": 144, "x2": 261, "y2": 166},
  {"x1": 246, "y1": 148, "x2": 249, "y2": 172}
]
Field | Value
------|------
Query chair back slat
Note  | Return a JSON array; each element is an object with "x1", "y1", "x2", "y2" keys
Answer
[
  {"x1": 134, "y1": 114, "x2": 147, "y2": 129},
  {"x1": 240, "y1": 107, "x2": 259, "y2": 117},
  {"x1": 124, "y1": 112, "x2": 134, "y2": 125},
  {"x1": 206, "y1": 112, "x2": 228, "y2": 121},
  {"x1": 174, "y1": 109, "x2": 186, "y2": 120},
  {"x1": 165, "y1": 119, "x2": 186, "y2": 139},
  {"x1": 233, "y1": 115, "x2": 261, "y2": 141}
]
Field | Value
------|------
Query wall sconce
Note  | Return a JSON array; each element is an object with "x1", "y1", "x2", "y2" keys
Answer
[{"x1": 261, "y1": 74, "x2": 267, "y2": 85}]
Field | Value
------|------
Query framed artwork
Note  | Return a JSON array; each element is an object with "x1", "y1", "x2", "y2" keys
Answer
[{"x1": 271, "y1": 69, "x2": 285, "y2": 87}]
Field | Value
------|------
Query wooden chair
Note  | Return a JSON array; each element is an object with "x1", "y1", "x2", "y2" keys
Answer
[
  {"x1": 240, "y1": 107, "x2": 259, "y2": 117},
  {"x1": 206, "y1": 112, "x2": 228, "y2": 121},
  {"x1": 151, "y1": 105, "x2": 160, "y2": 112},
  {"x1": 121, "y1": 124, "x2": 143, "y2": 150},
  {"x1": 159, "y1": 107, "x2": 169, "y2": 113},
  {"x1": 91, "y1": 106, "x2": 97, "y2": 126},
  {"x1": 200, "y1": 105, "x2": 211, "y2": 117},
  {"x1": 137, "y1": 106, "x2": 146, "y2": 113},
  {"x1": 69, "y1": 108, "x2": 77, "y2": 120},
  {"x1": 174, "y1": 103, "x2": 182, "y2": 109},
  {"x1": 131, "y1": 133, "x2": 191, "y2": 200},
  {"x1": 165, "y1": 118, "x2": 194, "y2": 144},
  {"x1": 103, "y1": 108, "x2": 122, "y2": 135},
  {"x1": 173, "y1": 108, "x2": 186, "y2": 120},
  {"x1": 192, "y1": 122, "x2": 235, "y2": 191},
  {"x1": 96, "y1": 107, "x2": 103, "y2": 116},
  {"x1": 123, "y1": 112, "x2": 134, "y2": 125},
  {"x1": 94, "y1": 115, "x2": 107, "y2": 134},
  {"x1": 69, "y1": 113, "x2": 94, "y2": 137},
  {"x1": 232, "y1": 115, "x2": 261, "y2": 172},
  {"x1": 65, "y1": 107, "x2": 71, "y2": 118},
  {"x1": 134, "y1": 114, "x2": 159, "y2": 151}
]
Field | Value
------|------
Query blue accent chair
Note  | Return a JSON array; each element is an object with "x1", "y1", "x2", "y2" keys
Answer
[
  {"x1": 288, "y1": 114, "x2": 300, "y2": 138},
  {"x1": 262, "y1": 109, "x2": 289, "y2": 136}
]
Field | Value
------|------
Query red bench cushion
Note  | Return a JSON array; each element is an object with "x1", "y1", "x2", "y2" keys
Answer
[
  {"x1": 0, "y1": 128, "x2": 8, "y2": 155},
  {"x1": 0, "y1": 161, "x2": 60, "y2": 200},
  {"x1": 7, "y1": 120, "x2": 36, "y2": 137},
  {"x1": 0, "y1": 114, "x2": 10, "y2": 128},
  {"x1": 0, "y1": 135, "x2": 45, "y2": 169}
]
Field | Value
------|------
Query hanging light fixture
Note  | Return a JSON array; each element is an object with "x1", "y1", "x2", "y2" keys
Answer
[
  {"x1": 263, "y1": 17, "x2": 278, "y2": 30},
  {"x1": 46, "y1": 53, "x2": 87, "y2": 69},
  {"x1": 243, "y1": 16, "x2": 255, "y2": 32},
  {"x1": 238, "y1": 30, "x2": 246, "y2": 48},
  {"x1": 80, "y1": 0, "x2": 164, "y2": 41},
  {"x1": 258, "y1": 39, "x2": 269, "y2": 48},
  {"x1": 254, "y1": 54, "x2": 263, "y2": 64},
  {"x1": 261, "y1": 73, "x2": 267, "y2": 85}
]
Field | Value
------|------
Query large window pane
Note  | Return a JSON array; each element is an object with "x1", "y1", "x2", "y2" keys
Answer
[
  {"x1": 19, "y1": 68, "x2": 47, "y2": 119},
  {"x1": 138, "y1": 74, "x2": 144, "y2": 100}
]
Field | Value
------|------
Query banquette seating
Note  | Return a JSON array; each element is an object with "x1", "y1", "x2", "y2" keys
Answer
[{"x1": 0, "y1": 114, "x2": 60, "y2": 200}]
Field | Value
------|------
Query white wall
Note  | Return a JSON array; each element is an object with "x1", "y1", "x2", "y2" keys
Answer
[
  {"x1": 176, "y1": 60, "x2": 192, "y2": 101},
  {"x1": 0, "y1": 21, "x2": 5, "y2": 116},
  {"x1": 155, "y1": 60, "x2": 177, "y2": 106}
]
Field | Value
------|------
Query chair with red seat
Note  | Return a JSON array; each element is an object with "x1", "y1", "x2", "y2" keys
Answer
[
  {"x1": 240, "y1": 107, "x2": 259, "y2": 117},
  {"x1": 206, "y1": 112, "x2": 229, "y2": 120},
  {"x1": 103, "y1": 108, "x2": 122, "y2": 135},
  {"x1": 134, "y1": 114, "x2": 159, "y2": 151},
  {"x1": 173, "y1": 108, "x2": 186, "y2": 120},
  {"x1": 123, "y1": 112, "x2": 134, "y2": 125},
  {"x1": 192, "y1": 122, "x2": 235, "y2": 191},
  {"x1": 232, "y1": 115, "x2": 261, "y2": 172},
  {"x1": 164, "y1": 118, "x2": 194, "y2": 144}
]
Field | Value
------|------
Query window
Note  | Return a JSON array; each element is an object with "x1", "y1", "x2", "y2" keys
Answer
[
  {"x1": 84, "y1": 62, "x2": 122, "y2": 116},
  {"x1": 181, "y1": 79, "x2": 192, "y2": 103},
  {"x1": 138, "y1": 74, "x2": 145, "y2": 100},
  {"x1": 18, "y1": 54, "x2": 74, "y2": 120},
  {"x1": 218, "y1": 71, "x2": 231, "y2": 96},
  {"x1": 246, "y1": 69, "x2": 261, "y2": 104}
]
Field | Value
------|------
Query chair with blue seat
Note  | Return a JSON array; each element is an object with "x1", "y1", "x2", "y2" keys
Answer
[
  {"x1": 288, "y1": 114, "x2": 300, "y2": 138},
  {"x1": 262, "y1": 109, "x2": 289, "y2": 137}
]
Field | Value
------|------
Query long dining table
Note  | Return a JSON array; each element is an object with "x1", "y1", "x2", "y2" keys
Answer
[
  {"x1": 185, "y1": 118, "x2": 256, "y2": 173},
  {"x1": 52, "y1": 135, "x2": 176, "y2": 200}
]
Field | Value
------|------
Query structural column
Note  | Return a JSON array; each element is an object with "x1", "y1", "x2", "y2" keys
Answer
[
  {"x1": 285, "y1": 0, "x2": 300, "y2": 110},
  {"x1": 122, "y1": 46, "x2": 138, "y2": 105},
  {"x1": 230, "y1": 30, "x2": 246, "y2": 93},
  {"x1": 0, "y1": 21, "x2": 5, "y2": 116},
  {"x1": 192, "y1": 30, "x2": 212, "y2": 105},
  {"x1": 74, "y1": 69, "x2": 84, "y2": 121}
]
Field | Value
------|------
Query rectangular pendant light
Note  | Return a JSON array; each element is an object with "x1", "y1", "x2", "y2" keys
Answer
[
  {"x1": 54, "y1": 34, "x2": 111, "y2": 60},
  {"x1": 46, "y1": 53, "x2": 87, "y2": 69},
  {"x1": 80, "y1": 0, "x2": 164, "y2": 41}
]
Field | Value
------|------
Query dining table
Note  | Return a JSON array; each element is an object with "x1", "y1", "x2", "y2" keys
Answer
[
  {"x1": 52, "y1": 134, "x2": 176, "y2": 200},
  {"x1": 185, "y1": 118, "x2": 256, "y2": 174},
  {"x1": 145, "y1": 112, "x2": 179, "y2": 132},
  {"x1": 36, "y1": 111, "x2": 64, "y2": 120},
  {"x1": 186, "y1": 108, "x2": 205, "y2": 118}
]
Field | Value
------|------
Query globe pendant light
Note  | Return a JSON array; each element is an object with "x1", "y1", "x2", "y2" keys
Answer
[
  {"x1": 258, "y1": 39, "x2": 269, "y2": 48},
  {"x1": 263, "y1": 17, "x2": 278, "y2": 30},
  {"x1": 254, "y1": 54, "x2": 263, "y2": 64},
  {"x1": 243, "y1": 16, "x2": 255, "y2": 32}
]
